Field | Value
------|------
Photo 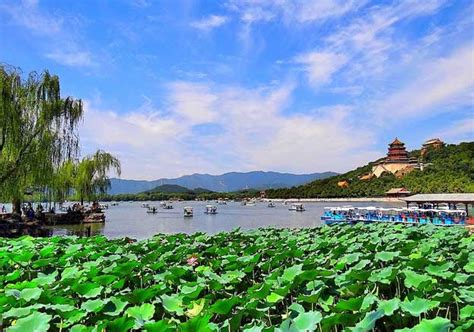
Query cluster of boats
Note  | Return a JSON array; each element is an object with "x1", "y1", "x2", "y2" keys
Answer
[
  {"x1": 143, "y1": 200, "x2": 307, "y2": 217},
  {"x1": 321, "y1": 206, "x2": 467, "y2": 226}
]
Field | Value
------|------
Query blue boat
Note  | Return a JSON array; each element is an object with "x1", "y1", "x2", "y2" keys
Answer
[{"x1": 321, "y1": 206, "x2": 467, "y2": 226}]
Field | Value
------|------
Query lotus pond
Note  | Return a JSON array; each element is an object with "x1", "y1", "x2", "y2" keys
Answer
[{"x1": 1, "y1": 224, "x2": 473, "y2": 331}]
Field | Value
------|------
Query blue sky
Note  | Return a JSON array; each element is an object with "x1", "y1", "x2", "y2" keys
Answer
[{"x1": 1, "y1": 0, "x2": 473, "y2": 179}]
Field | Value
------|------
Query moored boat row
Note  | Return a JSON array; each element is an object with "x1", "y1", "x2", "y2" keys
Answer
[{"x1": 322, "y1": 206, "x2": 467, "y2": 226}]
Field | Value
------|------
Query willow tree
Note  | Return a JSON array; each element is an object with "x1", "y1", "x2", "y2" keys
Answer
[
  {"x1": 74, "y1": 150, "x2": 121, "y2": 205},
  {"x1": 0, "y1": 65, "x2": 83, "y2": 212}
]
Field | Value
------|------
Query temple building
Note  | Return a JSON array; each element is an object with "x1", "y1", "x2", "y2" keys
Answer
[
  {"x1": 421, "y1": 138, "x2": 444, "y2": 157},
  {"x1": 371, "y1": 138, "x2": 419, "y2": 178}
]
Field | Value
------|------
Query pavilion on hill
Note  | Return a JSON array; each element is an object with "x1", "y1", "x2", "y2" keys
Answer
[
  {"x1": 371, "y1": 138, "x2": 419, "y2": 178},
  {"x1": 386, "y1": 138, "x2": 410, "y2": 163}
]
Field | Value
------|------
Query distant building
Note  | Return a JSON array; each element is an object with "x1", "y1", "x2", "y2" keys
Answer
[
  {"x1": 371, "y1": 138, "x2": 419, "y2": 178},
  {"x1": 337, "y1": 180, "x2": 349, "y2": 188},
  {"x1": 421, "y1": 138, "x2": 444, "y2": 157},
  {"x1": 385, "y1": 187, "x2": 411, "y2": 198}
]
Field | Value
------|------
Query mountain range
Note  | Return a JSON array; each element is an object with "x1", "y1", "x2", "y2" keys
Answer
[{"x1": 108, "y1": 171, "x2": 337, "y2": 195}]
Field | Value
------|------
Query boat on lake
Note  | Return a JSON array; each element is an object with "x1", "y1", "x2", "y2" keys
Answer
[
  {"x1": 184, "y1": 207, "x2": 193, "y2": 217},
  {"x1": 289, "y1": 203, "x2": 305, "y2": 212},
  {"x1": 142, "y1": 203, "x2": 150, "y2": 208},
  {"x1": 162, "y1": 202, "x2": 173, "y2": 209},
  {"x1": 146, "y1": 206, "x2": 158, "y2": 214},
  {"x1": 267, "y1": 201, "x2": 276, "y2": 208},
  {"x1": 322, "y1": 206, "x2": 467, "y2": 226},
  {"x1": 205, "y1": 205, "x2": 218, "y2": 214}
]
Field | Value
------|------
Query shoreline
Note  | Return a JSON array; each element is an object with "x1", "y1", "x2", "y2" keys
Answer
[{"x1": 266, "y1": 197, "x2": 403, "y2": 203}]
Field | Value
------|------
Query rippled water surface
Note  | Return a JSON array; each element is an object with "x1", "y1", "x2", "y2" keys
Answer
[{"x1": 50, "y1": 201, "x2": 404, "y2": 240}]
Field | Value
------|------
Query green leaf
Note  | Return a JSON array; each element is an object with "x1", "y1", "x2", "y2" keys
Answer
[
  {"x1": 400, "y1": 297, "x2": 439, "y2": 316},
  {"x1": 351, "y1": 310, "x2": 385, "y2": 332},
  {"x1": 7, "y1": 311, "x2": 52, "y2": 332},
  {"x1": 20, "y1": 288, "x2": 42, "y2": 302},
  {"x1": 400, "y1": 317, "x2": 452, "y2": 332},
  {"x1": 293, "y1": 311, "x2": 323, "y2": 331},
  {"x1": 425, "y1": 263, "x2": 453, "y2": 278},
  {"x1": 460, "y1": 305, "x2": 474, "y2": 320},
  {"x1": 210, "y1": 297, "x2": 240, "y2": 315},
  {"x1": 69, "y1": 324, "x2": 89, "y2": 332},
  {"x1": 403, "y1": 270, "x2": 434, "y2": 290},
  {"x1": 103, "y1": 296, "x2": 128, "y2": 316},
  {"x1": 126, "y1": 303, "x2": 155, "y2": 328},
  {"x1": 375, "y1": 251, "x2": 399, "y2": 262},
  {"x1": 70, "y1": 324, "x2": 89, "y2": 332},
  {"x1": 369, "y1": 267, "x2": 396, "y2": 284},
  {"x1": 281, "y1": 264, "x2": 303, "y2": 282},
  {"x1": 144, "y1": 320, "x2": 175, "y2": 332},
  {"x1": 180, "y1": 314, "x2": 213, "y2": 332},
  {"x1": 266, "y1": 292, "x2": 284, "y2": 303},
  {"x1": 33, "y1": 271, "x2": 57, "y2": 286},
  {"x1": 464, "y1": 261, "x2": 474, "y2": 273},
  {"x1": 360, "y1": 294, "x2": 377, "y2": 311},
  {"x1": 161, "y1": 294, "x2": 184, "y2": 315},
  {"x1": 377, "y1": 298, "x2": 400, "y2": 316},
  {"x1": 185, "y1": 299, "x2": 205, "y2": 318},
  {"x1": 81, "y1": 299, "x2": 106, "y2": 313}
]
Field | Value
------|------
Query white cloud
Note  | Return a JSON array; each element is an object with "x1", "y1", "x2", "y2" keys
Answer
[
  {"x1": 168, "y1": 82, "x2": 218, "y2": 124},
  {"x1": 434, "y1": 118, "x2": 474, "y2": 143},
  {"x1": 190, "y1": 15, "x2": 228, "y2": 31},
  {"x1": 0, "y1": 0, "x2": 97, "y2": 68},
  {"x1": 0, "y1": 0, "x2": 62, "y2": 35},
  {"x1": 226, "y1": 0, "x2": 363, "y2": 24},
  {"x1": 294, "y1": 52, "x2": 347, "y2": 86},
  {"x1": 80, "y1": 82, "x2": 378, "y2": 179},
  {"x1": 376, "y1": 44, "x2": 474, "y2": 119},
  {"x1": 46, "y1": 51, "x2": 94, "y2": 67}
]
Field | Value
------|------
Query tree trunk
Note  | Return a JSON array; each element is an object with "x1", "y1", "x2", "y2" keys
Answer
[
  {"x1": 80, "y1": 197, "x2": 84, "y2": 205},
  {"x1": 12, "y1": 198, "x2": 21, "y2": 214}
]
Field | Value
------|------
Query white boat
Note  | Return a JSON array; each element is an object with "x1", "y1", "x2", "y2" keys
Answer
[
  {"x1": 184, "y1": 207, "x2": 193, "y2": 217},
  {"x1": 246, "y1": 202, "x2": 256, "y2": 206},
  {"x1": 205, "y1": 205, "x2": 218, "y2": 214},
  {"x1": 289, "y1": 203, "x2": 305, "y2": 212},
  {"x1": 267, "y1": 201, "x2": 276, "y2": 208},
  {"x1": 147, "y1": 206, "x2": 158, "y2": 214},
  {"x1": 241, "y1": 201, "x2": 247, "y2": 206},
  {"x1": 218, "y1": 200, "x2": 227, "y2": 205},
  {"x1": 99, "y1": 204, "x2": 109, "y2": 210},
  {"x1": 282, "y1": 200, "x2": 289, "y2": 205},
  {"x1": 111, "y1": 202, "x2": 119, "y2": 206},
  {"x1": 163, "y1": 202, "x2": 173, "y2": 209}
]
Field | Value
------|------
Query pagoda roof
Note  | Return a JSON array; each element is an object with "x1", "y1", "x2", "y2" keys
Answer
[
  {"x1": 390, "y1": 137, "x2": 404, "y2": 145},
  {"x1": 386, "y1": 188, "x2": 411, "y2": 194}
]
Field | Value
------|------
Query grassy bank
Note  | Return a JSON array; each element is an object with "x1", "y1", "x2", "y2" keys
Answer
[{"x1": 1, "y1": 224, "x2": 473, "y2": 331}]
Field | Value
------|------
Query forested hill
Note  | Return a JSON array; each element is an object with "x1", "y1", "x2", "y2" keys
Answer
[{"x1": 266, "y1": 142, "x2": 474, "y2": 198}]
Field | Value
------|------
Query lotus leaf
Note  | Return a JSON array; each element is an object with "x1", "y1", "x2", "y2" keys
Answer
[
  {"x1": 6, "y1": 311, "x2": 51, "y2": 332},
  {"x1": 400, "y1": 297, "x2": 439, "y2": 316}
]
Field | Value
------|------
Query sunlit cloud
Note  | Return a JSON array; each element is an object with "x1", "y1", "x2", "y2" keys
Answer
[{"x1": 190, "y1": 15, "x2": 229, "y2": 31}]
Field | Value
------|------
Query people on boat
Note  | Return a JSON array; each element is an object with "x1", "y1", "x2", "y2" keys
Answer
[{"x1": 1, "y1": 205, "x2": 6, "y2": 213}]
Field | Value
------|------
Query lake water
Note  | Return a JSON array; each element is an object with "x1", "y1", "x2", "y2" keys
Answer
[{"x1": 49, "y1": 200, "x2": 405, "y2": 240}]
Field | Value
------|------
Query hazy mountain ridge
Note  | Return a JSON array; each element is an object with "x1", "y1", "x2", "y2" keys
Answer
[{"x1": 108, "y1": 171, "x2": 338, "y2": 194}]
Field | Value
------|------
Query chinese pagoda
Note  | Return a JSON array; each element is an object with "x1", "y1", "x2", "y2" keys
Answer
[
  {"x1": 371, "y1": 138, "x2": 419, "y2": 178},
  {"x1": 386, "y1": 138, "x2": 410, "y2": 163}
]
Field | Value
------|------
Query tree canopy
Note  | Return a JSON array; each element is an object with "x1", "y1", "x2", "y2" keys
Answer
[
  {"x1": 266, "y1": 142, "x2": 474, "y2": 198},
  {"x1": 0, "y1": 65, "x2": 83, "y2": 208}
]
